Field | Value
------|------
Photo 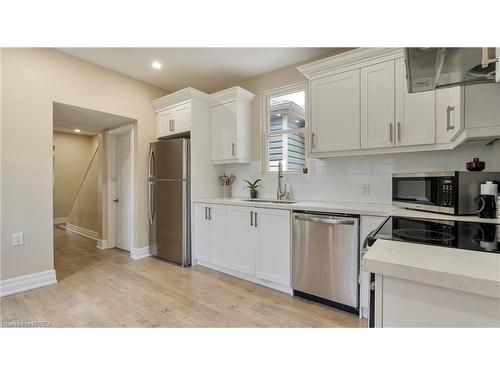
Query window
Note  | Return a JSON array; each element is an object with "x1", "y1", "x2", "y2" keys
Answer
[{"x1": 262, "y1": 84, "x2": 306, "y2": 173}]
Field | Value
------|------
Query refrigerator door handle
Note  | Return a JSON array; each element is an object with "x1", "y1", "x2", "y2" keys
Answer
[
  {"x1": 148, "y1": 181, "x2": 155, "y2": 224},
  {"x1": 148, "y1": 147, "x2": 155, "y2": 180}
]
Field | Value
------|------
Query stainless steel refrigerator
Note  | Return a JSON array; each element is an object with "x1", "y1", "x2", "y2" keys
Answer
[{"x1": 148, "y1": 138, "x2": 190, "y2": 266}]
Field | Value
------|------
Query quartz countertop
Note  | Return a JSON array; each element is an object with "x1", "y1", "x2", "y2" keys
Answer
[
  {"x1": 362, "y1": 239, "x2": 500, "y2": 299},
  {"x1": 193, "y1": 197, "x2": 500, "y2": 224}
]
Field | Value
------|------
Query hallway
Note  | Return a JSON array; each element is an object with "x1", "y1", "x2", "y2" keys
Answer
[{"x1": 1, "y1": 228, "x2": 366, "y2": 327}]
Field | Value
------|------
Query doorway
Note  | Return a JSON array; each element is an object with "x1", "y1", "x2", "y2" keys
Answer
[{"x1": 106, "y1": 124, "x2": 135, "y2": 252}]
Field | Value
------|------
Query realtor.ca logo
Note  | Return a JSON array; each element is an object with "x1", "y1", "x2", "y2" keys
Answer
[{"x1": 2, "y1": 320, "x2": 50, "y2": 328}]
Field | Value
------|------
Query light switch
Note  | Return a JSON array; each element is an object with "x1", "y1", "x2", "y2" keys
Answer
[{"x1": 12, "y1": 232, "x2": 24, "y2": 246}]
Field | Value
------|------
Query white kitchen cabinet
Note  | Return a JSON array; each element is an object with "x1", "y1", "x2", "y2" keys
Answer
[
  {"x1": 151, "y1": 88, "x2": 206, "y2": 139},
  {"x1": 310, "y1": 70, "x2": 360, "y2": 153},
  {"x1": 194, "y1": 203, "x2": 210, "y2": 263},
  {"x1": 226, "y1": 205, "x2": 256, "y2": 275},
  {"x1": 210, "y1": 86, "x2": 255, "y2": 164},
  {"x1": 465, "y1": 83, "x2": 500, "y2": 129},
  {"x1": 361, "y1": 60, "x2": 395, "y2": 149},
  {"x1": 194, "y1": 203, "x2": 291, "y2": 293},
  {"x1": 395, "y1": 59, "x2": 435, "y2": 146},
  {"x1": 255, "y1": 208, "x2": 291, "y2": 286},
  {"x1": 359, "y1": 215, "x2": 386, "y2": 319},
  {"x1": 435, "y1": 86, "x2": 464, "y2": 144},
  {"x1": 193, "y1": 203, "x2": 227, "y2": 266}
]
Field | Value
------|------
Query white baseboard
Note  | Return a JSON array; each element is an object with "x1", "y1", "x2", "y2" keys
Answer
[
  {"x1": 65, "y1": 223, "x2": 98, "y2": 240},
  {"x1": 96, "y1": 239, "x2": 109, "y2": 249},
  {"x1": 197, "y1": 260, "x2": 293, "y2": 295},
  {"x1": 53, "y1": 217, "x2": 68, "y2": 225},
  {"x1": 131, "y1": 246, "x2": 150, "y2": 260},
  {"x1": 0, "y1": 270, "x2": 57, "y2": 297}
]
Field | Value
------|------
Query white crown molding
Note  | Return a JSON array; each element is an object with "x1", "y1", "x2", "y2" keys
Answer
[
  {"x1": 96, "y1": 239, "x2": 109, "y2": 250},
  {"x1": 53, "y1": 217, "x2": 69, "y2": 225},
  {"x1": 298, "y1": 48, "x2": 404, "y2": 79},
  {"x1": 65, "y1": 223, "x2": 98, "y2": 240},
  {"x1": 210, "y1": 86, "x2": 256, "y2": 105},
  {"x1": 0, "y1": 270, "x2": 57, "y2": 297},
  {"x1": 151, "y1": 87, "x2": 211, "y2": 112},
  {"x1": 131, "y1": 246, "x2": 151, "y2": 260}
]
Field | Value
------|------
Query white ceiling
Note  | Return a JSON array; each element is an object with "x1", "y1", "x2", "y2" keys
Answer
[
  {"x1": 57, "y1": 48, "x2": 345, "y2": 93},
  {"x1": 53, "y1": 102, "x2": 135, "y2": 134}
]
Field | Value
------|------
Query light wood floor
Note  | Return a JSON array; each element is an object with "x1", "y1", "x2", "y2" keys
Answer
[{"x1": 0, "y1": 227, "x2": 367, "y2": 328}]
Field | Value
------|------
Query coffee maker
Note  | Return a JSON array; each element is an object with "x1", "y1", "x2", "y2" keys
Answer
[{"x1": 477, "y1": 181, "x2": 498, "y2": 218}]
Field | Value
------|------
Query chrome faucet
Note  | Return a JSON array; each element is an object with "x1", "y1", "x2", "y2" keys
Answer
[{"x1": 276, "y1": 161, "x2": 286, "y2": 200}]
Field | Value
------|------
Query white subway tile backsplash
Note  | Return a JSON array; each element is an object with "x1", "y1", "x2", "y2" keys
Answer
[{"x1": 217, "y1": 144, "x2": 497, "y2": 204}]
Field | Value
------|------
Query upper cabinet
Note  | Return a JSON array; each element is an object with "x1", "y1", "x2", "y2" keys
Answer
[
  {"x1": 210, "y1": 86, "x2": 255, "y2": 164},
  {"x1": 360, "y1": 60, "x2": 395, "y2": 149},
  {"x1": 299, "y1": 48, "x2": 500, "y2": 158},
  {"x1": 394, "y1": 58, "x2": 436, "y2": 147},
  {"x1": 310, "y1": 69, "x2": 360, "y2": 152},
  {"x1": 151, "y1": 87, "x2": 210, "y2": 139}
]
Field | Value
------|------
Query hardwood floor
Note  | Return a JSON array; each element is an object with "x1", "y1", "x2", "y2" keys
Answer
[{"x1": 0, "y1": 227, "x2": 367, "y2": 328}]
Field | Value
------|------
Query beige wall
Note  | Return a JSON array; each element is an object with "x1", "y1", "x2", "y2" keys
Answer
[
  {"x1": 231, "y1": 48, "x2": 351, "y2": 160},
  {"x1": 1, "y1": 48, "x2": 167, "y2": 280},
  {"x1": 53, "y1": 131, "x2": 96, "y2": 220}
]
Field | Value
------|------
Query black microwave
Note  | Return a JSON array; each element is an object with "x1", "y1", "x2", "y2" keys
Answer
[{"x1": 392, "y1": 171, "x2": 500, "y2": 215}]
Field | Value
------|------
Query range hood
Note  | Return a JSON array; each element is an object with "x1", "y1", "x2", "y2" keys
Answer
[{"x1": 404, "y1": 48, "x2": 499, "y2": 93}]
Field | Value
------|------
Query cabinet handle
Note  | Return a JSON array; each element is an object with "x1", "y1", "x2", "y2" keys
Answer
[
  {"x1": 311, "y1": 132, "x2": 316, "y2": 149},
  {"x1": 397, "y1": 122, "x2": 401, "y2": 142},
  {"x1": 172, "y1": 119, "x2": 175, "y2": 132},
  {"x1": 205, "y1": 207, "x2": 208, "y2": 220},
  {"x1": 254, "y1": 212, "x2": 258, "y2": 227},
  {"x1": 250, "y1": 211, "x2": 253, "y2": 226},
  {"x1": 389, "y1": 123, "x2": 393, "y2": 143},
  {"x1": 231, "y1": 143, "x2": 236, "y2": 156},
  {"x1": 446, "y1": 106, "x2": 456, "y2": 131},
  {"x1": 208, "y1": 207, "x2": 212, "y2": 220}
]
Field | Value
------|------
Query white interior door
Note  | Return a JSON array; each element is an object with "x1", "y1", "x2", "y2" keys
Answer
[{"x1": 115, "y1": 131, "x2": 131, "y2": 251}]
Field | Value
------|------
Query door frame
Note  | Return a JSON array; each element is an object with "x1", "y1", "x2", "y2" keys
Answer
[{"x1": 106, "y1": 123, "x2": 135, "y2": 252}]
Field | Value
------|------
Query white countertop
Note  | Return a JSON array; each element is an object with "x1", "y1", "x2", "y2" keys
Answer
[
  {"x1": 362, "y1": 239, "x2": 500, "y2": 299},
  {"x1": 194, "y1": 197, "x2": 500, "y2": 224}
]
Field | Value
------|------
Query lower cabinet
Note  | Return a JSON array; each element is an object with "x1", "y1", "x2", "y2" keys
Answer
[
  {"x1": 194, "y1": 203, "x2": 291, "y2": 293},
  {"x1": 193, "y1": 203, "x2": 227, "y2": 265}
]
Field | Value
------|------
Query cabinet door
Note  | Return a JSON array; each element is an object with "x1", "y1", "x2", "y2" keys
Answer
[
  {"x1": 361, "y1": 61, "x2": 395, "y2": 149},
  {"x1": 255, "y1": 208, "x2": 291, "y2": 286},
  {"x1": 208, "y1": 205, "x2": 228, "y2": 267},
  {"x1": 211, "y1": 101, "x2": 237, "y2": 162},
  {"x1": 157, "y1": 110, "x2": 174, "y2": 138},
  {"x1": 360, "y1": 216, "x2": 386, "y2": 314},
  {"x1": 436, "y1": 86, "x2": 464, "y2": 144},
  {"x1": 226, "y1": 205, "x2": 256, "y2": 275},
  {"x1": 194, "y1": 203, "x2": 210, "y2": 263},
  {"x1": 395, "y1": 58, "x2": 436, "y2": 146},
  {"x1": 310, "y1": 70, "x2": 360, "y2": 153},
  {"x1": 172, "y1": 102, "x2": 191, "y2": 134},
  {"x1": 465, "y1": 83, "x2": 500, "y2": 128}
]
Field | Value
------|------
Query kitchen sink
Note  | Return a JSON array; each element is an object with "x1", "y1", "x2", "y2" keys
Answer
[{"x1": 243, "y1": 199, "x2": 297, "y2": 204}]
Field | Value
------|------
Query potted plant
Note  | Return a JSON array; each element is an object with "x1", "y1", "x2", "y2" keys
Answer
[{"x1": 244, "y1": 179, "x2": 261, "y2": 199}]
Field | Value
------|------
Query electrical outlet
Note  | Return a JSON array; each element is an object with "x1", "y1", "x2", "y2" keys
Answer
[
  {"x1": 12, "y1": 232, "x2": 24, "y2": 246},
  {"x1": 361, "y1": 184, "x2": 370, "y2": 197}
]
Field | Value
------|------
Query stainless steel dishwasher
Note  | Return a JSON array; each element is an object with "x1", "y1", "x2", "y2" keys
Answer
[{"x1": 292, "y1": 212, "x2": 359, "y2": 313}]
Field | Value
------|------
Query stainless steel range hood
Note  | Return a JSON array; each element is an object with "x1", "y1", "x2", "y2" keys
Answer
[{"x1": 404, "y1": 48, "x2": 499, "y2": 93}]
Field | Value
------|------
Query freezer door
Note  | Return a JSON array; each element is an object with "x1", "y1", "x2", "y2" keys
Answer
[
  {"x1": 153, "y1": 138, "x2": 187, "y2": 180},
  {"x1": 150, "y1": 179, "x2": 188, "y2": 265}
]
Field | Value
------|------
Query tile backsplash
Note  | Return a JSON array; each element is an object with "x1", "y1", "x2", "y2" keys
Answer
[{"x1": 216, "y1": 144, "x2": 499, "y2": 204}]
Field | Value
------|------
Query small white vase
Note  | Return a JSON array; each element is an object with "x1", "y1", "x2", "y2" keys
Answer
[{"x1": 222, "y1": 185, "x2": 231, "y2": 198}]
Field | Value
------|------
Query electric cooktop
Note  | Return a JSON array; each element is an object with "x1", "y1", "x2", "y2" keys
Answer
[{"x1": 367, "y1": 216, "x2": 500, "y2": 254}]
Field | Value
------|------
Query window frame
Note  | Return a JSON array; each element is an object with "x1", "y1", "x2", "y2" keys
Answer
[{"x1": 260, "y1": 82, "x2": 308, "y2": 175}]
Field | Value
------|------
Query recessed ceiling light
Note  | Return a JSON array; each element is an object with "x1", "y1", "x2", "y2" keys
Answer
[
  {"x1": 276, "y1": 113, "x2": 281, "y2": 117},
  {"x1": 295, "y1": 120, "x2": 300, "y2": 123},
  {"x1": 152, "y1": 61, "x2": 162, "y2": 70},
  {"x1": 74, "y1": 129, "x2": 81, "y2": 133}
]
